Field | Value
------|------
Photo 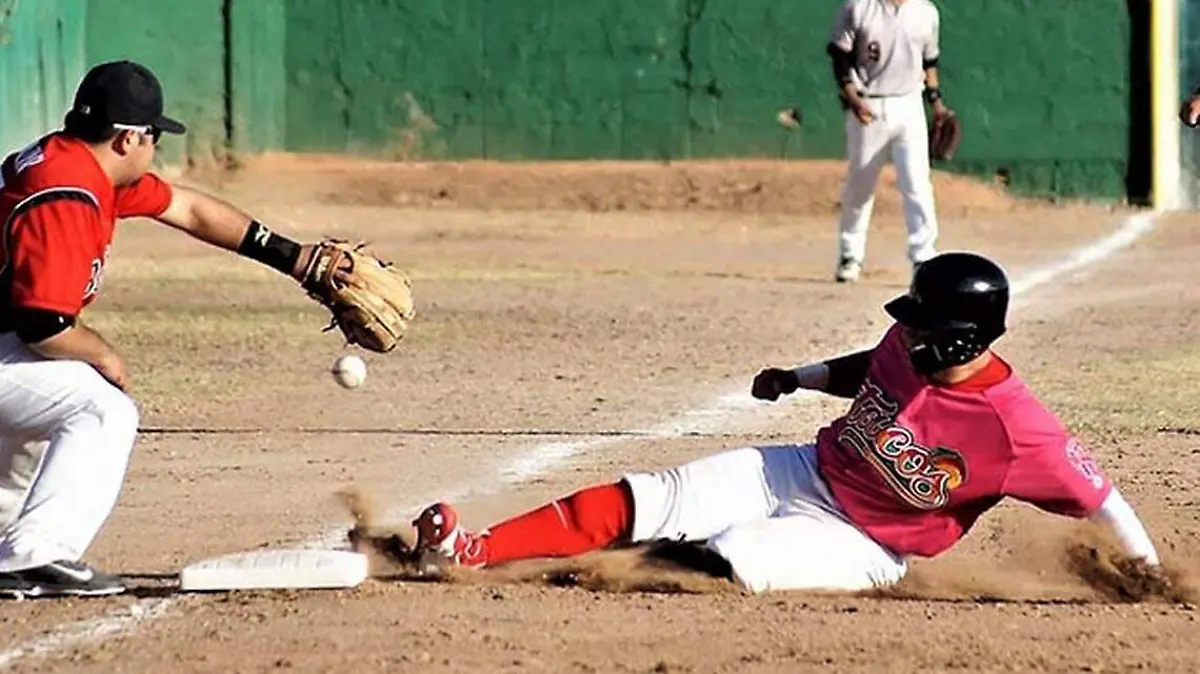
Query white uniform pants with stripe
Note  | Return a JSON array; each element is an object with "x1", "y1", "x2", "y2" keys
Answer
[
  {"x1": 0, "y1": 333, "x2": 139, "y2": 572},
  {"x1": 837, "y1": 91, "x2": 939, "y2": 266},
  {"x1": 623, "y1": 444, "x2": 907, "y2": 593}
]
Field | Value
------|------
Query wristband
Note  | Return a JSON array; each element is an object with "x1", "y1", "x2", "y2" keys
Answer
[
  {"x1": 923, "y1": 87, "x2": 943, "y2": 104},
  {"x1": 790, "y1": 363, "x2": 828, "y2": 390},
  {"x1": 237, "y1": 220, "x2": 301, "y2": 275}
]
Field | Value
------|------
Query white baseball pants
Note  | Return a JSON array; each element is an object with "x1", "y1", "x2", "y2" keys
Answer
[
  {"x1": 623, "y1": 444, "x2": 907, "y2": 594},
  {"x1": 837, "y1": 92, "x2": 939, "y2": 266},
  {"x1": 0, "y1": 333, "x2": 139, "y2": 572}
]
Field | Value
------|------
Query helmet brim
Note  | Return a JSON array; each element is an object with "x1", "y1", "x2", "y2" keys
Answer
[
  {"x1": 884, "y1": 295, "x2": 923, "y2": 328},
  {"x1": 884, "y1": 295, "x2": 977, "y2": 332}
]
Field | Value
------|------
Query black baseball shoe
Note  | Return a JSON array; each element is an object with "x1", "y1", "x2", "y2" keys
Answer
[
  {"x1": 835, "y1": 256, "x2": 862, "y2": 283},
  {"x1": 0, "y1": 560, "x2": 126, "y2": 599}
]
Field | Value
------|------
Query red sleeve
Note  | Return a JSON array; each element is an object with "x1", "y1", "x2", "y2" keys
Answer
[
  {"x1": 7, "y1": 199, "x2": 103, "y2": 316},
  {"x1": 114, "y1": 172, "x2": 173, "y2": 218},
  {"x1": 1000, "y1": 402, "x2": 1112, "y2": 518}
]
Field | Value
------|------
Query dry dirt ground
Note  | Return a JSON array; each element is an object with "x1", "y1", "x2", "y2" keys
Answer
[{"x1": 3, "y1": 157, "x2": 1200, "y2": 674}]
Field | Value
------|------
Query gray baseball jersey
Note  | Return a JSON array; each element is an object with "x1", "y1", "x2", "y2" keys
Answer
[{"x1": 830, "y1": 0, "x2": 940, "y2": 97}]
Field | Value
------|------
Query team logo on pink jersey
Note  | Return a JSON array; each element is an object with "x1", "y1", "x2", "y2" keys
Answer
[
  {"x1": 837, "y1": 382, "x2": 968, "y2": 510},
  {"x1": 1065, "y1": 438, "x2": 1105, "y2": 490}
]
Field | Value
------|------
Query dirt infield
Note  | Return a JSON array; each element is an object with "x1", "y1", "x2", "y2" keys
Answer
[{"x1": 3, "y1": 158, "x2": 1199, "y2": 674}]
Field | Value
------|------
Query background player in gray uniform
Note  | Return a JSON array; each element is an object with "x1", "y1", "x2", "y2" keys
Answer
[{"x1": 826, "y1": 0, "x2": 952, "y2": 283}]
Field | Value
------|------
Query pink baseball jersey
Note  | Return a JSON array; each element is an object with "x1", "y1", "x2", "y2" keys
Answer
[{"x1": 816, "y1": 323, "x2": 1112, "y2": 558}]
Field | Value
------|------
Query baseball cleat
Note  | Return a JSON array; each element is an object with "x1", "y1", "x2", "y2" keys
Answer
[
  {"x1": 835, "y1": 257, "x2": 862, "y2": 283},
  {"x1": 412, "y1": 502, "x2": 487, "y2": 571},
  {"x1": 0, "y1": 560, "x2": 126, "y2": 600}
]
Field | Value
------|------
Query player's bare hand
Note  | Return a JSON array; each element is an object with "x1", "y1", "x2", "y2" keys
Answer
[
  {"x1": 776, "y1": 107, "x2": 802, "y2": 129},
  {"x1": 94, "y1": 353, "x2": 130, "y2": 392},
  {"x1": 1180, "y1": 96, "x2": 1200, "y2": 128},
  {"x1": 851, "y1": 101, "x2": 876, "y2": 125},
  {"x1": 752, "y1": 368, "x2": 800, "y2": 401}
]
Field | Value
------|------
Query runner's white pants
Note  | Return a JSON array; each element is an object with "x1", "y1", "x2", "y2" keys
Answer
[
  {"x1": 0, "y1": 333, "x2": 138, "y2": 572},
  {"x1": 624, "y1": 444, "x2": 907, "y2": 593},
  {"x1": 837, "y1": 91, "x2": 939, "y2": 265}
]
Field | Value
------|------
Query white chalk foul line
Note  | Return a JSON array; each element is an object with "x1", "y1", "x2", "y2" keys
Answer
[
  {"x1": 1009, "y1": 210, "x2": 1159, "y2": 297},
  {"x1": 0, "y1": 210, "x2": 1159, "y2": 668},
  {"x1": 0, "y1": 597, "x2": 175, "y2": 668}
]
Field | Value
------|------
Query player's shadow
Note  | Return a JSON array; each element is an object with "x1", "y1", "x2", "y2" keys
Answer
[
  {"x1": 862, "y1": 592, "x2": 1094, "y2": 607},
  {"x1": 120, "y1": 572, "x2": 181, "y2": 599}
]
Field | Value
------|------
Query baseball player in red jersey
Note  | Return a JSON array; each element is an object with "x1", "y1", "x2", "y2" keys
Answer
[
  {"x1": 0, "y1": 61, "x2": 348, "y2": 598},
  {"x1": 409, "y1": 252, "x2": 1162, "y2": 593}
]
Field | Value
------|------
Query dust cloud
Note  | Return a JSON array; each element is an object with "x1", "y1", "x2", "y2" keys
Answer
[{"x1": 336, "y1": 487, "x2": 1198, "y2": 604}]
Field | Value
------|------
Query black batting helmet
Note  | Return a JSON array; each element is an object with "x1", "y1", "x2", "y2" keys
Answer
[{"x1": 884, "y1": 252, "x2": 1009, "y2": 374}]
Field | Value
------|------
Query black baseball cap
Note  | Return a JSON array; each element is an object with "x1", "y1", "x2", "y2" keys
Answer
[{"x1": 67, "y1": 60, "x2": 186, "y2": 135}]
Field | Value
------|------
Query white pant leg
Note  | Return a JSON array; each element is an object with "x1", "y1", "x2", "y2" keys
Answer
[
  {"x1": 890, "y1": 93, "x2": 939, "y2": 264},
  {"x1": 707, "y1": 512, "x2": 907, "y2": 594},
  {"x1": 705, "y1": 445, "x2": 907, "y2": 593},
  {"x1": 623, "y1": 447, "x2": 781, "y2": 544},
  {"x1": 0, "y1": 437, "x2": 48, "y2": 529},
  {"x1": 0, "y1": 335, "x2": 139, "y2": 572},
  {"x1": 837, "y1": 100, "x2": 893, "y2": 264}
]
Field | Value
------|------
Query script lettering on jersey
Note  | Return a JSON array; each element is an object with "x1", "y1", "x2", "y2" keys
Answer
[
  {"x1": 837, "y1": 381, "x2": 967, "y2": 510},
  {"x1": 83, "y1": 244, "x2": 111, "y2": 299}
]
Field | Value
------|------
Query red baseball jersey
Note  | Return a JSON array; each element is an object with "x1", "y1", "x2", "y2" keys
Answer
[
  {"x1": 816, "y1": 323, "x2": 1112, "y2": 558},
  {"x1": 0, "y1": 133, "x2": 172, "y2": 321}
]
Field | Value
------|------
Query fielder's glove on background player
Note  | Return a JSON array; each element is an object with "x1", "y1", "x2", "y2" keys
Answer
[
  {"x1": 300, "y1": 239, "x2": 416, "y2": 353},
  {"x1": 929, "y1": 110, "x2": 962, "y2": 161}
]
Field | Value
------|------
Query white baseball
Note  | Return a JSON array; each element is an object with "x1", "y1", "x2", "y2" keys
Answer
[{"x1": 331, "y1": 354, "x2": 367, "y2": 389}]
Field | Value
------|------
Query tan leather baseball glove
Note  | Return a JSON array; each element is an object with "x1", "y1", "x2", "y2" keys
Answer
[{"x1": 300, "y1": 239, "x2": 415, "y2": 353}]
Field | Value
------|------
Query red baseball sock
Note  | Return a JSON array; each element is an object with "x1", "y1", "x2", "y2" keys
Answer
[{"x1": 474, "y1": 482, "x2": 634, "y2": 566}]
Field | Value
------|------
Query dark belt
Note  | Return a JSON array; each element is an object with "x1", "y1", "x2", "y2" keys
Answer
[
  {"x1": 861, "y1": 91, "x2": 918, "y2": 98},
  {"x1": 840, "y1": 90, "x2": 918, "y2": 110}
]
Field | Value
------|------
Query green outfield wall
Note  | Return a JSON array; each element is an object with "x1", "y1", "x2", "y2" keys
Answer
[
  {"x1": 85, "y1": 0, "x2": 227, "y2": 166},
  {"x1": 0, "y1": 0, "x2": 1150, "y2": 202},
  {"x1": 0, "y1": 0, "x2": 85, "y2": 159}
]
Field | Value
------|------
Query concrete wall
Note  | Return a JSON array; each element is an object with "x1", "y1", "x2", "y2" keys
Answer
[
  {"x1": 85, "y1": 0, "x2": 227, "y2": 166},
  {"x1": 0, "y1": 0, "x2": 1149, "y2": 201},
  {"x1": 0, "y1": 0, "x2": 85, "y2": 157},
  {"x1": 278, "y1": 0, "x2": 1143, "y2": 200},
  {"x1": 280, "y1": 0, "x2": 846, "y2": 160}
]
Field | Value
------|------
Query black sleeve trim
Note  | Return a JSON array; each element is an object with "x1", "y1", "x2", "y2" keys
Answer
[
  {"x1": 923, "y1": 57, "x2": 940, "y2": 70},
  {"x1": 6, "y1": 187, "x2": 100, "y2": 229},
  {"x1": 824, "y1": 350, "x2": 873, "y2": 398},
  {"x1": 13, "y1": 307, "x2": 75, "y2": 343},
  {"x1": 826, "y1": 42, "x2": 855, "y2": 86}
]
